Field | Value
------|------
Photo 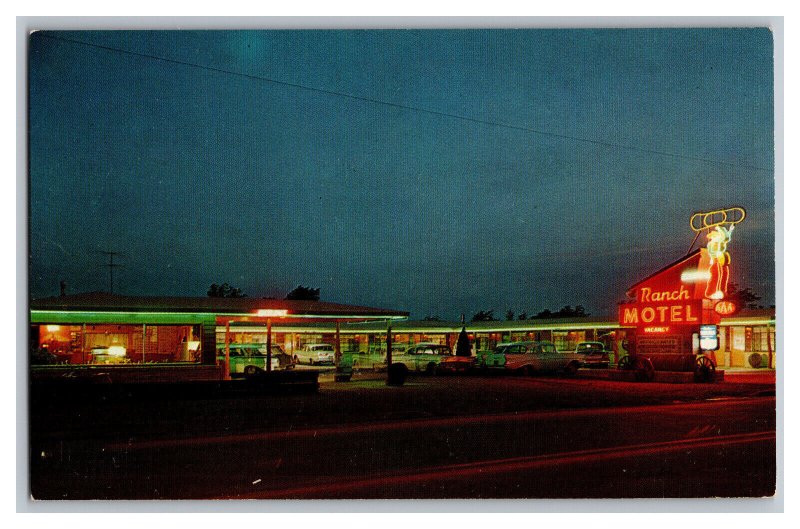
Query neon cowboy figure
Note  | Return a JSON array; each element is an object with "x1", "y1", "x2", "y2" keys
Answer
[{"x1": 705, "y1": 225, "x2": 733, "y2": 300}]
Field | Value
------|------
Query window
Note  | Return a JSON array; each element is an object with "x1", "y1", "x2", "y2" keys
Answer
[{"x1": 748, "y1": 327, "x2": 772, "y2": 352}]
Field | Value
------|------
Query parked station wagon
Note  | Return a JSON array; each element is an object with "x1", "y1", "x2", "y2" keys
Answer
[
  {"x1": 295, "y1": 343, "x2": 336, "y2": 365},
  {"x1": 481, "y1": 340, "x2": 583, "y2": 376},
  {"x1": 216, "y1": 343, "x2": 295, "y2": 375},
  {"x1": 390, "y1": 343, "x2": 453, "y2": 374}
]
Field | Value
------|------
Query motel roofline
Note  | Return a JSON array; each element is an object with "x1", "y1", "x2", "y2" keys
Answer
[
  {"x1": 30, "y1": 292, "x2": 409, "y2": 321},
  {"x1": 214, "y1": 309, "x2": 773, "y2": 335},
  {"x1": 29, "y1": 293, "x2": 773, "y2": 330},
  {"x1": 338, "y1": 317, "x2": 625, "y2": 334}
]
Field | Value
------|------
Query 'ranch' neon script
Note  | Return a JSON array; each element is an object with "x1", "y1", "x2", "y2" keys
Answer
[{"x1": 639, "y1": 285, "x2": 691, "y2": 303}]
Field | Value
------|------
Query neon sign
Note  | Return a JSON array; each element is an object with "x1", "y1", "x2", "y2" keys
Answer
[
  {"x1": 619, "y1": 206, "x2": 746, "y2": 331},
  {"x1": 704, "y1": 225, "x2": 733, "y2": 300},
  {"x1": 688, "y1": 206, "x2": 745, "y2": 301},
  {"x1": 256, "y1": 309, "x2": 289, "y2": 317},
  {"x1": 639, "y1": 285, "x2": 690, "y2": 303},
  {"x1": 680, "y1": 268, "x2": 711, "y2": 283},
  {"x1": 620, "y1": 302, "x2": 701, "y2": 325},
  {"x1": 690, "y1": 207, "x2": 746, "y2": 232},
  {"x1": 643, "y1": 326, "x2": 671, "y2": 333},
  {"x1": 714, "y1": 300, "x2": 739, "y2": 316}
]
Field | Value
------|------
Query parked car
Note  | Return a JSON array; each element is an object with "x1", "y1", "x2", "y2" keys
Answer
[
  {"x1": 294, "y1": 343, "x2": 336, "y2": 365},
  {"x1": 391, "y1": 343, "x2": 453, "y2": 374},
  {"x1": 216, "y1": 343, "x2": 295, "y2": 375},
  {"x1": 476, "y1": 342, "x2": 512, "y2": 370},
  {"x1": 437, "y1": 354, "x2": 475, "y2": 374},
  {"x1": 495, "y1": 340, "x2": 583, "y2": 376},
  {"x1": 367, "y1": 343, "x2": 409, "y2": 358},
  {"x1": 574, "y1": 341, "x2": 611, "y2": 369}
]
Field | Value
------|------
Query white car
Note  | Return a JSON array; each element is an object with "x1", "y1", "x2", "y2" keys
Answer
[
  {"x1": 391, "y1": 343, "x2": 453, "y2": 374},
  {"x1": 216, "y1": 344, "x2": 295, "y2": 375},
  {"x1": 294, "y1": 343, "x2": 336, "y2": 365},
  {"x1": 501, "y1": 341, "x2": 583, "y2": 376}
]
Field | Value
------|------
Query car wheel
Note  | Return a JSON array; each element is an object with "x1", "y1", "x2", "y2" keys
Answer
[
  {"x1": 522, "y1": 365, "x2": 534, "y2": 377},
  {"x1": 565, "y1": 362, "x2": 579, "y2": 377},
  {"x1": 425, "y1": 362, "x2": 436, "y2": 375},
  {"x1": 617, "y1": 355, "x2": 632, "y2": 370},
  {"x1": 634, "y1": 357, "x2": 655, "y2": 382}
]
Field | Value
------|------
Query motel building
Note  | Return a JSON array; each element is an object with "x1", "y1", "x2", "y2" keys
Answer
[{"x1": 30, "y1": 290, "x2": 775, "y2": 381}]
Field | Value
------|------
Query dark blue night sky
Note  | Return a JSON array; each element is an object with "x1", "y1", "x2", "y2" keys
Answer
[{"x1": 28, "y1": 28, "x2": 775, "y2": 319}]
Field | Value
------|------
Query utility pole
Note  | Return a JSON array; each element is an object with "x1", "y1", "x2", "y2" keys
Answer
[{"x1": 98, "y1": 250, "x2": 124, "y2": 294}]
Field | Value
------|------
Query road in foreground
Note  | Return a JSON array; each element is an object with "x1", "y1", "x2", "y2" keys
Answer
[{"x1": 29, "y1": 374, "x2": 776, "y2": 499}]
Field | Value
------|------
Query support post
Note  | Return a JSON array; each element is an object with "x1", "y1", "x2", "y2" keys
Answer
[
  {"x1": 386, "y1": 319, "x2": 393, "y2": 382},
  {"x1": 224, "y1": 320, "x2": 231, "y2": 380},
  {"x1": 767, "y1": 323, "x2": 774, "y2": 369},
  {"x1": 335, "y1": 320, "x2": 341, "y2": 365},
  {"x1": 142, "y1": 323, "x2": 147, "y2": 363},
  {"x1": 82, "y1": 324, "x2": 87, "y2": 365},
  {"x1": 266, "y1": 318, "x2": 273, "y2": 373}
]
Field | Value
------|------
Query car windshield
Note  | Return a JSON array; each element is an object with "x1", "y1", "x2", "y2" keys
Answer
[
  {"x1": 236, "y1": 345, "x2": 284, "y2": 357},
  {"x1": 576, "y1": 343, "x2": 604, "y2": 353},
  {"x1": 504, "y1": 344, "x2": 530, "y2": 354},
  {"x1": 314, "y1": 345, "x2": 334, "y2": 352}
]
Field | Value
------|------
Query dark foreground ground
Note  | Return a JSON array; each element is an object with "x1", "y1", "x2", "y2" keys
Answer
[{"x1": 28, "y1": 370, "x2": 776, "y2": 500}]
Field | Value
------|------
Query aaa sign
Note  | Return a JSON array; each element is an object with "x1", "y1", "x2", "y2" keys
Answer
[{"x1": 713, "y1": 300, "x2": 739, "y2": 316}]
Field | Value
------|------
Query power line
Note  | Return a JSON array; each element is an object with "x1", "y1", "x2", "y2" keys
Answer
[{"x1": 39, "y1": 32, "x2": 772, "y2": 173}]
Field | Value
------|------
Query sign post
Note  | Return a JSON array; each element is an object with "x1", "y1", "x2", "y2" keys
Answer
[{"x1": 224, "y1": 320, "x2": 231, "y2": 380}]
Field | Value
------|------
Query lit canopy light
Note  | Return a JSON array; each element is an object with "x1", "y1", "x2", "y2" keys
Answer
[
  {"x1": 107, "y1": 345, "x2": 127, "y2": 357},
  {"x1": 680, "y1": 268, "x2": 711, "y2": 283},
  {"x1": 256, "y1": 309, "x2": 289, "y2": 317},
  {"x1": 45, "y1": 325, "x2": 61, "y2": 332}
]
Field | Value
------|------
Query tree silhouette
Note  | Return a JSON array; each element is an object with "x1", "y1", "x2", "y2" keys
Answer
[
  {"x1": 518, "y1": 311, "x2": 528, "y2": 320},
  {"x1": 286, "y1": 285, "x2": 321, "y2": 301},
  {"x1": 455, "y1": 327, "x2": 472, "y2": 357},
  {"x1": 532, "y1": 306, "x2": 590, "y2": 319},
  {"x1": 505, "y1": 309, "x2": 515, "y2": 321},
  {"x1": 207, "y1": 283, "x2": 246, "y2": 298},
  {"x1": 727, "y1": 283, "x2": 762, "y2": 309},
  {"x1": 471, "y1": 310, "x2": 496, "y2": 322}
]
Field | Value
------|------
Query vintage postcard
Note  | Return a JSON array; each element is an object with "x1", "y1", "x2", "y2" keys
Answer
[{"x1": 25, "y1": 25, "x2": 778, "y2": 506}]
